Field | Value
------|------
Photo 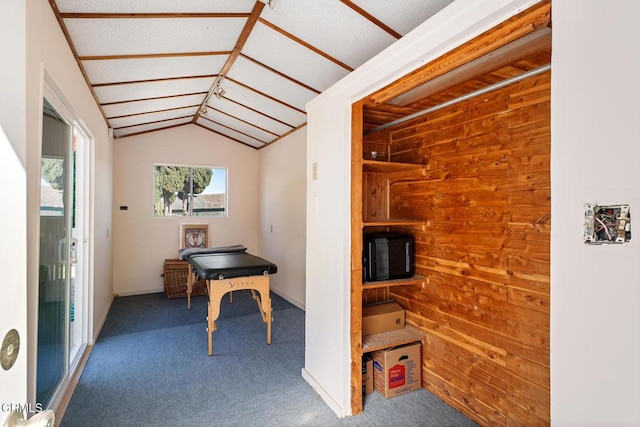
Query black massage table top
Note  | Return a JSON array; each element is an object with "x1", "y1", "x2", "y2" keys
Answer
[
  {"x1": 187, "y1": 252, "x2": 277, "y2": 280},
  {"x1": 178, "y1": 244, "x2": 247, "y2": 260}
]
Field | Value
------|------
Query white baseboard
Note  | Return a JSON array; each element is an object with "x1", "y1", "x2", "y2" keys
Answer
[
  {"x1": 92, "y1": 293, "x2": 114, "y2": 343},
  {"x1": 271, "y1": 287, "x2": 305, "y2": 311},
  {"x1": 301, "y1": 368, "x2": 347, "y2": 418},
  {"x1": 114, "y1": 287, "x2": 163, "y2": 297}
]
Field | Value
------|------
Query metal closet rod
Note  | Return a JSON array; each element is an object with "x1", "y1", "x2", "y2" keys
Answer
[{"x1": 365, "y1": 63, "x2": 551, "y2": 135}]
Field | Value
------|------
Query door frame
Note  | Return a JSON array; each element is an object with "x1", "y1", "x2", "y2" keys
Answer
[{"x1": 34, "y1": 74, "x2": 94, "y2": 412}]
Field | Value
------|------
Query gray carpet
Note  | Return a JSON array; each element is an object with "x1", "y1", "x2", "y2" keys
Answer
[{"x1": 61, "y1": 291, "x2": 476, "y2": 427}]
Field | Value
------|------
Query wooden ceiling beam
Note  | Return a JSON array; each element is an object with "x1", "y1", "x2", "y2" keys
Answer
[
  {"x1": 258, "y1": 123, "x2": 308, "y2": 149},
  {"x1": 209, "y1": 107, "x2": 280, "y2": 137},
  {"x1": 225, "y1": 77, "x2": 306, "y2": 115},
  {"x1": 193, "y1": 1, "x2": 266, "y2": 122},
  {"x1": 114, "y1": 122, "x2": 191, "y2": 140},
  {"x1": 199, "y1": 115, "x2": 269, "y2": 145},
  {"x1": 223, "y1": 97, "x2": 295, "y2": 129},
  {"x1": 112, "y1": 114, "x2": 193, "y2": 130},
  {"x1": 100, "y1": 91, "x2": 207, "y2": 107},
  {"x1": 240, "y1": 53, "x2": 321, "y2": 94},
  {"x1": 48, "y1": 0, "x2": 109, "y2": 125},
  {"x1": 339, "y1": 0, "x2": 401, "y2": 39},
  {"x1": 194, "y1": 123, "x2": 263, "y2": 149},
  {"x1": 80, "y1": 52, "x2": 231, "y2": 61},
  {"x1": 93, "y1": 74, "x2": 217, "y2": 88},
  {"x1": 107, "y1": 104, "x2": 200, "y2": 120},
  {"x1": 258, "y1": 18, "x2": 354, "y2": 72},
  {"x1": 60, "y1": 13, "x2": 249, "y2": 19}
]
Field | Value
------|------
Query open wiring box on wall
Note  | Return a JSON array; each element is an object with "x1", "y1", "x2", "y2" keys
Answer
[{"x1": 584, "y1": 203, "x2": 631, "y2": 244}]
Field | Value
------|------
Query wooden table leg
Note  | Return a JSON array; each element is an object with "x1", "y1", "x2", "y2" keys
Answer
[
  {"x1": 206, "y1": 275, "x2": 272, "y2": 356},
  {"x1": 187, "y1": 269, "x2": 193, "y2": 310},
  {"x1": 266, "y1": 297, "x2": 272, "y2": 345},
  {"x1": 207, "y1": 299, "x2": 214, "y2": 356}
]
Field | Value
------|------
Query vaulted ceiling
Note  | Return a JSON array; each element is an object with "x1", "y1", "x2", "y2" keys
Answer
[{"x1": 49, "y1": 0, "x2": 455, "y2": 148}]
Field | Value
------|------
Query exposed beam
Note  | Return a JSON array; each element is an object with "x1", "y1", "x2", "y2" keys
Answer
[
  {"x1": 257, "y1": 123, "x2": 307, "y2": 149},
  {"x1": 80, "y1": 51, "x2": 231, "y2": 61},
  {"x1": 47, "y1": 0, "x2": 109, "y2": 125},
  {"x1": 199, "y1": 115, "x2": 269, "y2": 145},
  {"x1": 209, "y1": 107, "x2": 280, "y2": 137},
  {"x1": 112, "y1": 114, "x2": 193, "y2": 130},
  {"x1": 93, "y1": 74, "x2": 217, "y2": 88},
  {"x1": 223, "y1": 97, "x2": 296, "y2": 129},
  {"x1": 225, "y1": 77, "x2": 306, "y2": 115},
  {"x1": 194, "y1": 123, "x2": 262, "y2": 150},
  {"x1": 193, "y1": 1, "x2": 266, "y2": 122},
  {"x1": 339, "y1": 0, "x2": 401, "y2": 39},
  {"x1": 100, "y1": 91, "x2": 207, "y2": 107},
  {"x1": 114, "y1": 122, "x2": 191, "y2": 139},
  {"x1": 258, "y1": 18, "x2": 354, "y2": 72},
  {"x1": 106, "y1": 104, "x2": 200, "y2": 120},
  {"x1": 59, "y1": 12, "x2": 250, "y2": 19},
  {"x1": 240, "y1": 53, "x2": 321, "y2": 94}
]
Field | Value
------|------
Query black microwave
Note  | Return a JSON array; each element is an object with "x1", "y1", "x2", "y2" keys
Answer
[{"x1": 363, "y1": 232, "x2": 414, "y2": 281}]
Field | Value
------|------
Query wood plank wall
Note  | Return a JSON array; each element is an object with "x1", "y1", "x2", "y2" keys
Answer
[{"x1": 382, "y1": 71, "x2": 550, "y2": 426}]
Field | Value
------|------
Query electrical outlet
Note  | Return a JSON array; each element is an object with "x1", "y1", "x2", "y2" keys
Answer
[{"x1": 584, "y1": 203, "x2": 631, "y2": 244}]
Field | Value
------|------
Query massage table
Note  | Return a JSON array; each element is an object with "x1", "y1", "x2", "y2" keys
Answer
[{"x1": 180, "y1": 246, "x2": 277, "y2": 356}]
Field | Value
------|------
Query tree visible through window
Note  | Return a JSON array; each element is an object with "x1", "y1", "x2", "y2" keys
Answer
[{"x1": 154, "y1": 165, "x2": 226, "y2": 217}]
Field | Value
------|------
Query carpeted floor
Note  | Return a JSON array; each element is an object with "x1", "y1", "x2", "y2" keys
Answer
[{"x1": 60, "y1": 291, "x2": 476, "y2": 427}]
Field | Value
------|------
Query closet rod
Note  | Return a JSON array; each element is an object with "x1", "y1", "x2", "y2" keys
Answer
[{"x1": 365, "y1": 63, "x2": 551, "y2": 134}]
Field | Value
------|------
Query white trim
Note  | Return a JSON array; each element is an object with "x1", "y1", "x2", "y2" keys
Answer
[
  {"x1": 270, "y1": 287, "x2": 305, "y2": 311},
  {"x1": 301, "y1": 368, "x2": 346, "y2": 418},
  {"x1": 39, "y1": 71, "x2": 95, "y2": 412},
  {"x1": 115, "y1": 288, "x2": 164, "y2": 297},
  {"x1": 92, "y1": 295, "x2": 114, "y2": 344}
]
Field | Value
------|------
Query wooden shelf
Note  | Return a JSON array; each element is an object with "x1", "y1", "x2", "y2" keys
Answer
[
  {"x1": 362, "y1": 324, "x2": 426, "y2": 353},
  {"x1": 362, "y1": 218, "x2": 424, "y2": 227},
  {"x1": 362, "y1": 159, "x2": 425, "y2": 174},
  {"x1": 363, "y1": 275, "x2": 426, "y2": 290}
]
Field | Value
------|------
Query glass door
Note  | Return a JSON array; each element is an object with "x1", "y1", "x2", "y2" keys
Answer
[{"x1": 37, "y1": 98, "x2": 73, "y2": 406}]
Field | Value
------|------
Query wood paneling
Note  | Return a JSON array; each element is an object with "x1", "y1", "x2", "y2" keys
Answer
[
  {"x1": 351, "y1": 2, "x2": 551, "y2": 424},
  {"x1": 385, "y1": 71, "x2": 550, "y2": 426}
]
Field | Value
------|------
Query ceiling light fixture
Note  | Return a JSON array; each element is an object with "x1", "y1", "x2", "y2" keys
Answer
[
  {"x1": 198, "y1": 79, "x2": 224, "y2": 118},
  {"x1": 259, "y1": 0, "x2": 276, "y2": 9},
  {"x1": 214, "y1": 86, "x2": 226, "y2": 99}
]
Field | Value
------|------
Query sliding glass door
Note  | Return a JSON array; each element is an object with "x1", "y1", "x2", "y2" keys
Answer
[
  {"x1": 37, "y1": 93, "x2": 89, "y2": 408},
  {"x1": 37, "y1": 98, "x2": 72, "y2": 405}
]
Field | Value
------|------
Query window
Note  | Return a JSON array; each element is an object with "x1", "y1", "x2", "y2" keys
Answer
[{"x1": 154, "y1": 165, "x2": 227, "y2": 217}]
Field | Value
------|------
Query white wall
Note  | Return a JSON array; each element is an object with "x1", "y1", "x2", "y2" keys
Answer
[
  {"x1": 303, "y1": 0, "x2": 545, "y2": 418},
  {"x1": 258, "y1": 127, "x2": 307, "y2": 309},
  {"x1": 0, "y1": 1, "x2": 27, "y2": 163},
  {"x1": 25, "y1": 0, "x2": 114, "y2": 404},
  {"x1": 0, "y1": 3, "x2": 27, "y2": 423},
  {"x1": 551, "y1": 1, "x2": 640, "y2": 425},
  {"x1": 112, "y1": 124, "x2": 259, "y2": 295}
]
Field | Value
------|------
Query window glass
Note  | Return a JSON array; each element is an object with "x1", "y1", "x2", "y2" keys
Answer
[{"x1": 154, "y1": 165, "x2": 226, "y2": 217}]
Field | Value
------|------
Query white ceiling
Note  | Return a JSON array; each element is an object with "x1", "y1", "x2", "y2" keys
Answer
[{"x1": 51, "y1": 0, "x2": 455, "y2": 147}]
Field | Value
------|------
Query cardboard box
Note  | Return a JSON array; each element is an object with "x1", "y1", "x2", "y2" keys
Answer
[
  {"x1": 372, "y1": 342, "x2": 422, "y2": 398},
  {"x1": 362, "y1": 357, "x2": 373, "y2": 395},
  {"x1": 362, "y1": 301, "x2": 405, "y2": 336}
]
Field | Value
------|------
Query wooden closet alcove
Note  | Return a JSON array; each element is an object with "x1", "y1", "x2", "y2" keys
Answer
[{"x1": 350, "y1": 1, "x2": 551, "y2": 425}]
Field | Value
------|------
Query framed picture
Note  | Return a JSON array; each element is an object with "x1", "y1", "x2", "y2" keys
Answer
[{"x1": 180, "y1": 223, "x2": 209, "y2": 249}]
